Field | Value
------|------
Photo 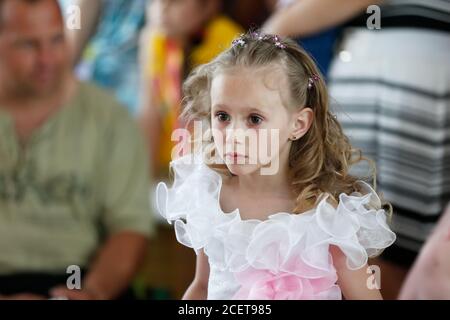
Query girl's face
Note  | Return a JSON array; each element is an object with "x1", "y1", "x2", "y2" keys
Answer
[
  {"x1": 150, "y1": 0, "x2": 217, "y2": 39},
  {"x1": 210, "y1": 66, "x2": 313, "y2": 177}
]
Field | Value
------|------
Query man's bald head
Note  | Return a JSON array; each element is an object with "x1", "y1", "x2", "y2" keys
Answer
[{"x1": 0, "y1": 0, "x2": 63, "y2": 30}]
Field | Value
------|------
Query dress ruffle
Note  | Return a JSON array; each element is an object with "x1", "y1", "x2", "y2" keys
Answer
[{"x1": 156, "y1": 154, "x2": 396, "y2": 299}]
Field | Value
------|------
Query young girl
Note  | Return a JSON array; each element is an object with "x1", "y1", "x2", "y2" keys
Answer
[{"x1": 156, "y1": 31, "x2": 396, "y2": 300}]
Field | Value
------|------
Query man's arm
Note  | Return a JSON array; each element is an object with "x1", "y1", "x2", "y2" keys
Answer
[
  {"x1": 51, "y1": 95, "x2": 154, "y2": 300},
  {"x1": 51, "y1": 231, "x2": 148, "y2": 300},
  {"x1": 263, "y1": 0, "x2": 384, "y2": 37},
  {"x1": 183, "y1": 250, "x2": 210, "y2": 300},
  {"x1": 399, "y1": 203, "x2": 450, "y2": 299}
]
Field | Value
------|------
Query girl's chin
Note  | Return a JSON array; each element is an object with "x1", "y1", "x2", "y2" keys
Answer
[{"x1": 225, "y1": 163, "x2": 261, "y2": 176}]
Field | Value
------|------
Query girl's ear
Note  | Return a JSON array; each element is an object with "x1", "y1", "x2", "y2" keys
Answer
[{"x1": 290, "y1": 107, "x2": 314, "y2": 141}]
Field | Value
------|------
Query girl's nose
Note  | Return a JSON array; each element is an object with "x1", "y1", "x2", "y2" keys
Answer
[{"x1": 226, "y1": 124, "x2": 247, "y2": 145}]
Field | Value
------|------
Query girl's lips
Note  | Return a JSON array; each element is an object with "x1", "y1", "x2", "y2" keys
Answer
[{"x1": 225, "y1": 152, "x2": 248, "y2": 158}]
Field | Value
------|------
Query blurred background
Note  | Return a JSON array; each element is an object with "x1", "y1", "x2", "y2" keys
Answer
[{"x1": 0, "y1": 0, "x2": 449, "y2": 300}]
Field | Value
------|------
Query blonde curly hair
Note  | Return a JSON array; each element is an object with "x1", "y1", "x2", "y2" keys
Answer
[{"x1": 180, "y1": 31, "x2": 389, "y2": 215}]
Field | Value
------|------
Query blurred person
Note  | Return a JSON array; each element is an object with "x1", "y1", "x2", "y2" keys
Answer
[
  {"x1": 263, "y1": 0, "x2": 379, "y2": 75},
  {"x1": 327, "y1": 0, "x2": 450, "y2": 277},
  {"x1": 0, "y1": 0, "x2": 153, "y2": 299},
  {"x1": 58, "y1": 0, "x2": 148, "y2": 114},
  {"x1": 399, "y1": 203, "x2": 450, "y2": 299},
  {"x1": 263, "y1": 0, "x2": 379, "y2": 38},
  {"x1": 138, "y1": 0, "x2": 242, "y2": 179}
]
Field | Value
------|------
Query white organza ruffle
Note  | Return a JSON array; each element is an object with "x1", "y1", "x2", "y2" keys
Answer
[{"x1": 156, "y1": 154, "x2": 396, "y2": 299}]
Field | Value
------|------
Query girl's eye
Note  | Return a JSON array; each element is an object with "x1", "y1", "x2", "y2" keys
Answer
[
  {"x1": 215, "y1": 112, "x2": 230, "y2": 122},
  {"x1": 248, "y1": 114, "x2": 263, "y2": 125}
]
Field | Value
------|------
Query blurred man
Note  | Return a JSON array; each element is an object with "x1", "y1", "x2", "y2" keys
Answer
[{"x1": 0, "y1": 0, "x2": 153, "y2": 299}]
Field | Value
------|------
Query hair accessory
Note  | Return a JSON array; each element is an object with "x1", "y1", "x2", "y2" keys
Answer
[
  {"x1": 308, "y1": 74, "x2": 320, "y2": 89},
  {"x1": 272, "y1": 35, "x2": 286, "y2": 49},
  {"x1": 232, "y1": 32, "x2": 287, "y2": 50},
  {"x1": 250, "y1": 31, "x2": 262, "y2": 40},
  {"x1": 232, "y1": 37, "x2": 246, "y2": 48}
]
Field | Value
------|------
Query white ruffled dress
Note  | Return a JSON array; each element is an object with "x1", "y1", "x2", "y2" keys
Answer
[{"x1": 156, "y1": 154, "x2": 396, "y2": 300}]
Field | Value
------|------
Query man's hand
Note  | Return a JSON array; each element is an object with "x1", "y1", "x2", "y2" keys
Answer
[
  {"x1": 50, "y1": 286, "x2": 102, "y2": 300},
  {"x1": 50, "y1": 232, "x2": 148, "y2": 300},
  {"x1": 399, "y1": 203, "x2": 450, "y2": 299},
  {"x1": 0, "y1": 293, "x2": 47, "y2": 300}
]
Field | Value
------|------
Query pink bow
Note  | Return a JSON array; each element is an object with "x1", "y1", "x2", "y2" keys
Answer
[{"x1": 232, "y1": 267, "x2": 340, "y2": 300}]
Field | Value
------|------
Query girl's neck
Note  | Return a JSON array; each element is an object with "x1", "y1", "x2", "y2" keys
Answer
[{"x1": 234, "y1": 154, "x2": 294, "y2": 199}]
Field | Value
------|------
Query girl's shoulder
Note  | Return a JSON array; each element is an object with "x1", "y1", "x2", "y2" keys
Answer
[{"x1": 155, "y1": 153, "x2": 225, "y2": 247}]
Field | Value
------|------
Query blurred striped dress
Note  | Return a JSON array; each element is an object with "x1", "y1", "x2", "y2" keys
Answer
[{"x1": 328, "y1": 0, "x2": 450, "y2": 262}]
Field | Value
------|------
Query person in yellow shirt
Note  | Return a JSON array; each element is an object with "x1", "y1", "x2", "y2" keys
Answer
[{"x1": 139, "y1": 0, "x2": 243, "y2": 179}]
